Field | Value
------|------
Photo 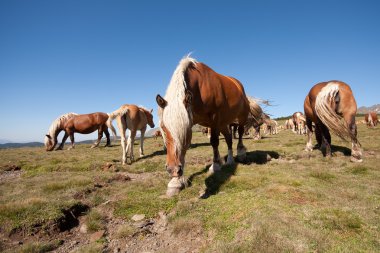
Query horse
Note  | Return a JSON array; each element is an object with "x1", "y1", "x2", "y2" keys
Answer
[
  {"x1": 365, "y1": 111, "x2": 378, "y2": 127},
  {"x1": 304, "y1": 81, "x2": 362, "y2": 162},
  {"x1": 45, "y1": 112, "x2": 116, "y2": 151},
  {"x1": 156, "y1": 56, "x2": 262, "y2": 196},
  {"x1": 108, "y1": 104, "x2": 154, "y2": 165},
  {"x1": 285, "y1": 118, "x2": 295, "y2": 130},
  {"x1": 154, "y1": 130, "x2": 162, "y2": 139},
  {"x1": 292, "y1": 112, "x2": 306, "y2": 134}
]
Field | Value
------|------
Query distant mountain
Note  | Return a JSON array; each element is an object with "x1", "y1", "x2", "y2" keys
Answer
[
  {"x1": 0, "y1": 142, "x2": 44, "y2": 149},
  {"x1": 0, "y1": 130, "x2": 161, "y2": 149},
  {"x1": 357, "y1": 104, "x2": 380, "y2": 114},
  {"x1": 0, "y1": 139, "x2": 12, "y2": 144}
]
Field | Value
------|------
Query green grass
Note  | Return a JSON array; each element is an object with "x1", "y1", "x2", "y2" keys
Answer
[{"x1": 0, "y1": 117, "x2": 379, "y2": 252}]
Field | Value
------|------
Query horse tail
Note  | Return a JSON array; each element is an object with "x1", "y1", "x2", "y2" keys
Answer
[
  {"x1": 106, "y1": 106, "x2": 129, "y2": 140},
  {"x1": 314, "y1": 83, "x2": 354, "y2": 141},
  {"x1": 246, "y1": 96, "x2": 263, "y2": 125},
  {"x1": 106, "y1": 113, "x2": 117, "y2": 140}
]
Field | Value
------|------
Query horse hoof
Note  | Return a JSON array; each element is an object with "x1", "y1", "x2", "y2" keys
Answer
[
  {"x1": 166, "y1": 177, "x2": 184, "y2": 197},
  {"x1": 350, "y1": 157, "x2": 363, "y2": 163},
  {"x1": 226, "y1": 156, "x2": 234, "y2": 165},
  {"x1": 209, "y1": 163, "x2": 221, "y2": 173}
]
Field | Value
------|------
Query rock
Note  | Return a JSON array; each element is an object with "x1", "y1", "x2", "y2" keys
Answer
[
  {"x1": 90, "y1": 230, "x2": 105, "y2": 242},
  {"x1": 131, "y1": 214, "x2": 145, "y2": 221},
  {"x1": 79, "y1": 224, "x2": 88, "y2": 234}
]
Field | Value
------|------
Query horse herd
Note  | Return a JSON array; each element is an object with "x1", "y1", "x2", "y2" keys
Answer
[{"x1": 45, "y1": 56, "x2": 378, "y2": 196}]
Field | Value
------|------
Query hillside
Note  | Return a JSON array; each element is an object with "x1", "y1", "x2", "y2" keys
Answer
[
  {"x1": 357, "y1": 104, "x2": 380, "y2": 114},
  {"x1": 0, "y1": 117, "x2": 379, "y2": 252}
]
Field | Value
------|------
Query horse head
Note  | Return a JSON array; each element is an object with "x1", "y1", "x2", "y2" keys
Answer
[
  {"x1": 145, "y1": 108, "x2": 155, "y2": 128},
  {"x1": 156, "y1": 91, "x2": 192, "y2": 179},
  {"x1": 44, "y1": 134, "x2": 56, "y2": 151}
]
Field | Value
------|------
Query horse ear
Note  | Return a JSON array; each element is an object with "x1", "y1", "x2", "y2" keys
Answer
[
  {"x1": 150, "y1": 109, "x2": 153, "y2": 113},
  {"x1": 46, "y1": 134, "x2": 51, "y2": 139},
  {"x1": 156, "y1": 95, "x2": 167, "y2": 108},
  {"x1": 184, "y1": 90, "x2": 192, "y2": 106}
]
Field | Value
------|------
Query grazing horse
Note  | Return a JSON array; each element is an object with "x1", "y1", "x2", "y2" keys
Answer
[
  {"x1": 109, "y1": 104, "x2": 154, "y2": 165},
  {"x1": 285, "y1": 118, "x2": 295, "y2": 130},
  {"x1": 45, "y1": 112, "x2": 116, "y2": 151},
  {"x1": 154, "y1": 130, "x2": 162, "y2": 139},
  {"x1": 304, "y1": 81, "x2": 362, "y2": 162},
  {"x1": 292, "y1": 112, "x2": 306, "y2": 134},
  {"x1": 156, "y1": 56, "x2": 262, "y2": 196},
  {"x1": 365, "y1": 111, "x2": 378, "y2": 127}
]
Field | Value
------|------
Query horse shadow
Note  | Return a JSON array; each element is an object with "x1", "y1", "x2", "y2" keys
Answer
[
  {"x1": 313, "y1": 144, "x2": 351, "y2": 157},
  {"x1": 331, "y1": 145, "x2": 351, "y2": 156},
  {"x1": 190, "y1": 163, "x2": 237, "y2": 199},
  {"x1": 190, "y1": 142, "x2": 210, "y2": 149},
  {"x1": 135, "y1": 149, "x2": 166, "y2": 162},
  {"x1": 244, "y1": 150, "x2": 280, "y2": 164}
]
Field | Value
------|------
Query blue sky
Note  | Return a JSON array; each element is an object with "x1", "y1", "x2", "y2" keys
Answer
[{"x1": 0, "y1": 0, "x2": 379, "y2": 142}]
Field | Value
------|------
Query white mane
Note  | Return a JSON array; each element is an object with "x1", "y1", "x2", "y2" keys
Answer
[
  {"x1": 160, "y1": 56, "x2": 197, "y2": 153},
  {"x1": 46, "y1": 112, "x2": 78, "y2": 137},
  {"x1": 315, "y1": 82, "x2": 352, "y2": 141}
]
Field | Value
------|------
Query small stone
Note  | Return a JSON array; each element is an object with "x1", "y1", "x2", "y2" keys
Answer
[
  {"x1": 90, "y1": 230, "x2": 105, "y2": 242},
  {"x1": 79, "y1": 224, "x2": 88, "y2": 234},
  {"x1": 131, "y1": 214, "x2": 145, "y2": 221}
]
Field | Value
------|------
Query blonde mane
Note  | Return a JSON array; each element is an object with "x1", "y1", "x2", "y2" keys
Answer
[
  {"x1": 47, "y1": 112, "x2": 78, "y2": 137},
  {"x1": 159, "y1": 56, "x2": 197, "y2": 153},
  {"x1": 315, "y1": 82, "x2": 353, "y2": 141}
]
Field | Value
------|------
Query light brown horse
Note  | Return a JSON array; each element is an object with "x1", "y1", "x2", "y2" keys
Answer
[
  {"x1": 154, "y1": 130, "x2": 162, "y2": 139},
  {"x1": 156, "y1": 56, "x2": 262, "y2": 196},
  {"x1": 292, "y1": 112, "x2": 306, "y2": 135},
  {"x1": 109, "y1": 104, "x2": 154, "y2": 165},
  {"x1": 45, "y1": 112, "x2": 116, "y2": 151},
  {"x1": 365, "y1": 111, "x2": 378, "y2": 127},
  {"x1": 304, "y1": 81, "x2": 362, "y2": 162}
]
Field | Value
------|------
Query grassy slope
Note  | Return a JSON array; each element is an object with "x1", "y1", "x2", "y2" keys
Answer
[{"x1": 0, "y1": 117, "x2": 379, "y2": 252}]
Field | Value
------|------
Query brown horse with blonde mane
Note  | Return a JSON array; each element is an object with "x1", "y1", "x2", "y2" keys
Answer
[
  {"x1": 365, "y1": 111, "x2": 378, "y2": 127},
  {"x1": 108, "y1": 104, "x2": 154, "y2": 165},
  {"x1": 304, "y1": 81, "x2": 362, "y2": 162},
  {"x1": 45, "y1": 112, "x2": 116, "y2": 151},
  {"x1": 156, "y1": 56, "x2": 262, "y2": 196}
]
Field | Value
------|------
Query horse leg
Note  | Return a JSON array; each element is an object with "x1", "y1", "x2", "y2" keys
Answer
[
  {"x1": 221, "y1": 125, "x2": 234, "y2": 165},
  {"x1": 139, "y1": 127, "x2": 146, "y2": 157},
  {"x1": 68, "y1": 132, "x2": 75, "y2": 150},
  {"x1": 127, "y1": 130, "x2": 137, "y2": 163},
  {"x1": 319, "y1": 123, "x2": 331, "y2": 157},
  {"x1": 117, "y1": 116, "x2": 127, "y2": 165},
  {"x1": 56, "y1": 132, "x2": 69, "y2": 150},
  {"x1": 209, "y1": 128, "x2": 222, "y2": 173},
  {"x1": 237, "y1": 124, "x2": 247, "y2": 162},
  {"x1": 91, "y1": 128, "x2": 102, "y2": 148},
  {"x1": 104, "y1": 128, "x2": 111, "y2": 147},
  {"x1": 305, "y1": 118, "x2": 313, "y2": 152},
  {"x1": 344, "y1": 114, "x2": 362, "y2": 162}
]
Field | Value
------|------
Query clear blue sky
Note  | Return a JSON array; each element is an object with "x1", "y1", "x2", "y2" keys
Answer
[{"x1": 1, "y1": 0, "x2": 379, "y2": 142}]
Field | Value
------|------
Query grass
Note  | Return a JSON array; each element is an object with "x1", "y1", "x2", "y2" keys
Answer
[{"x1": 0, "y1": 117, "x2": 379, "y2": 252}]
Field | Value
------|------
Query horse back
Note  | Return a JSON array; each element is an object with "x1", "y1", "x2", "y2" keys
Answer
[
  {"x1": 185, "y1": 62, "x2": 249, "y2": 127},
  {"x1": 65, "y1": 112, "x2": 108, "y2": 133},
  {"x1": 124, "y1": 105, "x2": 147, "y2": 131}
]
